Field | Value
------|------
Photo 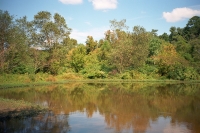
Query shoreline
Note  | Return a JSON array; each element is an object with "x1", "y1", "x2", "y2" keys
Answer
[
  {"x1": 1, "y1": 79, "x2": 200, "y2": 89},
  {"x1": 0, "y1": 97, "x2": 47, "y2": 120}
]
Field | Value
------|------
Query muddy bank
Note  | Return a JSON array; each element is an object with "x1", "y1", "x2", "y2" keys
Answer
[{"x1": 0, "y1": 98, "x2": 46, "y2": 120}]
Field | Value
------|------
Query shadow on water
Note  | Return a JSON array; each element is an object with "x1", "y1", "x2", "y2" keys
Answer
[
  {"x1": 0, "y1": 111, "x2": 70, "y2": 133},
  {"x1": 0, "y1": 82, "x2": 200, "y2": 133}
]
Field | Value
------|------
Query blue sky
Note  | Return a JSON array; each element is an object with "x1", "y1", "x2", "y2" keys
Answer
[{"x1": 1, "y1": 0, "x2": 200, "y2": 43}]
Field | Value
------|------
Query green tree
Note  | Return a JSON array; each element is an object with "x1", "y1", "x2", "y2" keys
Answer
[
  {"x1": 33, "y1": 11, "x2": 71, "y2": 48},
  {"x1": 62, "y1": 37, "x2": 78, "y2": 51},
  {"x1": 159, "y1": 32, "x2": 169, "y2": 42},
  {"x1": 183, "y1": 16, "x2": 200, "y2": 40},
  {"x1": 107, "y1": 19, "x2": 131, "y2": 73},
  {"x1": 32, "y1": 11, "x2": 72, "y2": 74},
  {"x1": 190, "y1": 38, "x2": 200, "y2": 62},
  {"x1": 67, "y1": 45, "x2": 86, "y2": 72},
  {"x1": 169, "y1": 26, "x2": 192, "y2": 60},
  {"x1": 108, "y1": 19, "x2": 149, "y2": 73},
  {"x1": 0, "y1": 11, "x2": 36, "y2": 74},
  {"x1": 86, "y1": 36, "x2": 98, "y2": 54},
  {"x1": 130, "y1": 26, "x2": 150, "y2": 68},
  {"x1": 169, "y1": 26, "x2": 178, "y2": 43},
  {"x1": 15, "y1": 16, "x2": 35, "y2": 46},
  {"x1": 4, "y1": 25, "x2": 34, "y2": 74},
  {"x1": 81, "y1": 51, "x2": 106, "y2": 79},
  {"x1": 148, "y1": 37, "x2": 162, "y2": 57},
  {"x1": 150, "y1": 29, "x2": 158, "y2": 37},
  {"x1": 152, "y1": 42, "x2": 188, "y2": 76},
  {"x1": 0, "y1": 10, "x2": 14, "y2": 73},
  {"x1": 29, "y1": 48, "x2": 49, "y2": 73}
]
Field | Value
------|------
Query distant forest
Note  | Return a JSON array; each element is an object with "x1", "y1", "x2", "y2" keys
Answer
[{"x1": 1, "y1": 10, "x2": 200, "y2": 80}]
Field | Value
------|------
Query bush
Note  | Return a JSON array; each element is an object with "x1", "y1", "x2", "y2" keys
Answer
[
  {"x1": 138, "y1": 65, "x2": 158, "y2": 77},
  {"x1": 81, "y1": 70, "x2": 107, "y2": 79},
  {"x1": 184, "y1": 67, "x2": 199, "y2": 80},
  {"x1": 60, "y1": 72, "x2": 83, "y2": 80},
  {"x1": 121, "y1": 72, "x2": 132, "y2": 79},
  {"x1": 167, "y1": 64, "x2": 199, "y2": 80},
  {"x1": 120, "y1": 70, "x2": 151, "y2": 80},
  {"x1": 11, "y1": 64, "x2": 34, "y2": 74}
]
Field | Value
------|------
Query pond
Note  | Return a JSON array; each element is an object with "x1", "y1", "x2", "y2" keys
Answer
[{"x1": 0, "y1": 82, "x2": 200, "y2": 133}]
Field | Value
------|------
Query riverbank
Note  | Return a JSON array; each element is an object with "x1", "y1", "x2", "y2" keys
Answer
[
  {"x1": 0, "y1": 97, "x2": 46, "y2": 120},
  {"x1": 1, "y1": 73, "x2": 200, "y2": 89},
  {"x1": 1, "y1": 79, "x2": 200, "y2": 89}
]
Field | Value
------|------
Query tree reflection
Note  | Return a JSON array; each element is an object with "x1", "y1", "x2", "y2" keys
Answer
[
  {"x1": 0, "y1": 83, "x2": 200, "y2": 133},
  {"x1": 0, "y1": 111, "x2": 70, "y2": 133}
]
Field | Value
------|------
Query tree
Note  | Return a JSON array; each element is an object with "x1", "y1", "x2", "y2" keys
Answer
[
  {"x1": 110, "y1": 19, "x2": 129, "y2": 31},
  {"x1": 67, "y1": 45, "x2": 86, "y2": 72},
  {"x1": 169, "y1": 26, "x2": 178, "y2": 43},
  {"x1": 29, "y1": 48, "x2": 49, "y2": 73},
  {"x1": 81, "y1": 50, "x2": 106, "y2": 79},
  {"x1": 130, "y1": 26, "x2": 150, "y2": 68},
  {"x1": 150, "y1": 29, "x2": 158, "y2": 37},
  {"x1": 168, "y1": 26, "x2": 191, "y2": 60},
  {"x1": 31, "y1": 11, "x2": 72, "y2": 74},
  {"x1": 183, "y1": 16, "x2": 200, "y2": 40},
  {"x1": 0, "y1": 10, "x2": 14, "y2": 72},
  {"x1": 85, "y1": 36, "x2": 98, "y2": 54},
  {"x1": 15, "y1": 16, "x2": 35, "y2": 46},
  {"x1": 33, "y1": 11, "x2": 71, "y2": 48},
  {"x1": 0, "y1": 10, "x2": 14, "y2": 52},
  {"x1": 108, "y1": 19, "x2": 131, "y2": 72},
  {"x1": 62, "y1": 37, "x2": 78, "y2": 51},
  {"x1": 148, "y1": 37, "x2": 162, "y2": 57},
  {"x1": 159, "y1": 32, "x2": 169, "y2": 42},
  {"x1": 0, "y1": 11, "x2": 35, "y2": 74},
  {"x1": 53, "y1": 13, "x2": 71, "y2": 45},
  {"x1": 4, "y1": 25, "x2": 34, "y2": 74},
  {"x1": 190, "y1": 38, "x2": 200, "y2": 62},
  {"x1": 109, "y1": 34, "x2": 132, "y2": 73},
  {"x1": 107, "y1": 19, "x2": 150, "y2": 73},
  {"x1": 152, "y1": 43, "x2": 187, "y2": 66},
  {"x1": 98, "y1": 40, "x2": 111, "y2": 61},
  {"x1": 152, "y1": 42, "x2": 188, "y2": 76}
]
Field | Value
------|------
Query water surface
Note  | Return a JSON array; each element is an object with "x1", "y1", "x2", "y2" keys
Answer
[{"x1": 0, "y1": 82, "x2": 200, "y2": 133}]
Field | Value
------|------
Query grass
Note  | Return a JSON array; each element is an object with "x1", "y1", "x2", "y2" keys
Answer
[
  {"x1": 0, "y1": 97, "x2": 47, "y2": 120},
  {"x1": 1, "y1": 73, "x2": 200, "y2": 89}
]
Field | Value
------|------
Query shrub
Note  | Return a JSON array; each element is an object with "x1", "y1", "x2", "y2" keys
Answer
[
  {"x1": 167, "y1": 64, "x2": 199, "y2": 80},
  {"x1": 81, "y1": 70, "x2": 107, "y2": 79},
  {"x1": 138, "y1": 64, "x2": 158, "y2": 77}
]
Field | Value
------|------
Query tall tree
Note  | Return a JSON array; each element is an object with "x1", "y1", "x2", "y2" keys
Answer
[
  {"x1": 130, "y1": 26, "x2": 150, "y2": 68},
  {"x1": 33, "y1": 11, "x2": 71, "y2": 48},
  {"x1": 85, "y1": 36, "x2": 98, "y2": 54},
  {"x1": 0, "y1": 10, "x2": 14, "y2": 72},
  {"x1": 108, "y1": 19, "x2": 149, "y2": 73},
  {"x1": 183, "y1": 16, "x2": 200, "y2": 40},
  {"x1": 108, "y1": 19, "x2": 131, "y2": 72}
]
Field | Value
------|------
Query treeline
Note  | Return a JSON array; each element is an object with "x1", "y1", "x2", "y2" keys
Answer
[{"x1": 0, "y1": 10, "x2": 200, "y2": 80}]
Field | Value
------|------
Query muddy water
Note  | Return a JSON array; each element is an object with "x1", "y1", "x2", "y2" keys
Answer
[{"x1": 0, "y1": 82, "x2": 200, "y2": 133}]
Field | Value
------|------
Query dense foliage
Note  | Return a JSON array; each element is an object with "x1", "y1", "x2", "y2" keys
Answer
[{"x1": 1, "y1": 10, "x2": 200, "y2": 80}]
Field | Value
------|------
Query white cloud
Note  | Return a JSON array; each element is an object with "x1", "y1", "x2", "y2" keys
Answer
[
  {"x1": 89, "y1": 0, "x2": 117, "y2": 10},
  {"x1": 70, "y1": 27, "x2": 108, "y2": 44},
  {"x1": 59, "y1": 0, "x2": 82, "y2": 5},
  {"x1": 163, "y1": 7, "x2": 200, "y2": 22}
]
